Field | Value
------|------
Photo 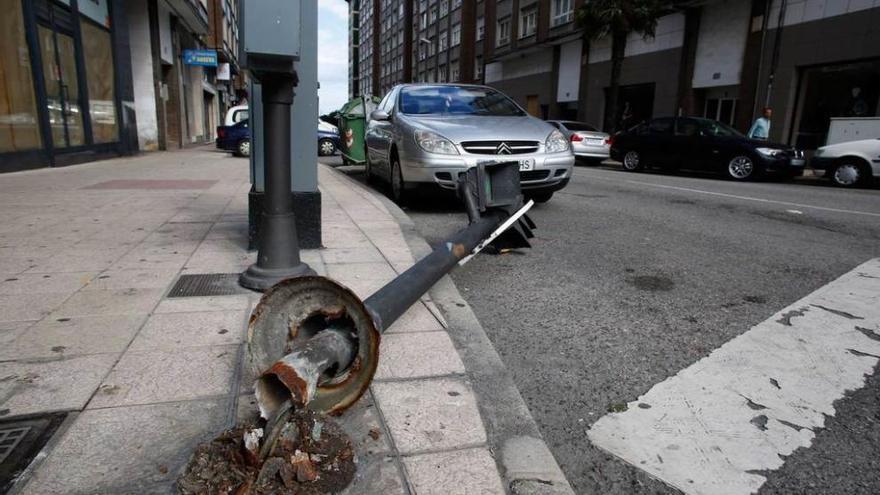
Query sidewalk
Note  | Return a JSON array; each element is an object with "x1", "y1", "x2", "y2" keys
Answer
[{"x1": 0, "y1": 148, "x2": 564, "y2": 494}]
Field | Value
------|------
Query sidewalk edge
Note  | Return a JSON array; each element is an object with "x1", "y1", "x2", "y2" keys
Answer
[{"x1": 325, "y1": 165, "x2": 575, "y2": 495}]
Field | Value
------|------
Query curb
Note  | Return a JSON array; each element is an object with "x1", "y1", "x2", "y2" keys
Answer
[{"x1": 326, "y1": 164, "x2": 575, "y2": 495}]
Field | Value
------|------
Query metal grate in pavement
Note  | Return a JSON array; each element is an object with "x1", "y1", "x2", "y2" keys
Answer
[
  {"x1": 0, "y1": 427, "x2": 30, "y2": 464},
  {"x1": 1, "y1": 413, "x2": 68, "y2": 492},
  {"x1": 167, "y1": 273, "x2": 252, "y2": 298}
]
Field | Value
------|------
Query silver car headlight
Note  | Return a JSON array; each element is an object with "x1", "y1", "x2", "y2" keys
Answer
[
  {"x1": 545, "y1": 129, "x2": 570, "y2": 154},
  {"x1": 756, "y1": 147, "x2": 784, "y2": 157},
  {"x1": 414, "y1": 130, "x2": 459, "y2": 155}
]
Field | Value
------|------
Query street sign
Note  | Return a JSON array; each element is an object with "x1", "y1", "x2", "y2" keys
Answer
[{"x1": 183, "y1": 49, "x2": 218, "y2": 67}]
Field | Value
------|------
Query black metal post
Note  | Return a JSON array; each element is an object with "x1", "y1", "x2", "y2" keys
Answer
[
  {"x1": 240, "y1": 73, "x2": 315, "y2": 290},
  {"x1": 363, "y1": 210, "x2": 506, "y2": 331}
]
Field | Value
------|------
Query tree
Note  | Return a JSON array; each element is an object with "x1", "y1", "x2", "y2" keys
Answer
[{"x1": 576, "y1": 0, "x2": 665, "y2": 133}]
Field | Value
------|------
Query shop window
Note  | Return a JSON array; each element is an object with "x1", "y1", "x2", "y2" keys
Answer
[
  {"x1": 704, "y1": 98, "x2": 737, "y2": 126},
  {"x1": 80, "y1": 18, "x2": 118, "y2": 143},
  {"x1": 0, "y1": 0, "x2": 42, "y2": 152}
]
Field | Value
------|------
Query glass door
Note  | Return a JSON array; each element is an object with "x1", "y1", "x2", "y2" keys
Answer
[{"x1": 38, "y1": 23, "x2": 84, "y2": 148}]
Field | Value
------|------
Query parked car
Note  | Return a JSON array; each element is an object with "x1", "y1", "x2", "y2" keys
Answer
[
  {"x1": 216, "y1": 119, "x2": 341, "y2": 158},
  {"x1": 216, "y1": 119, "x2": 250, "y2": 157},
  {"x1": 610, "y1": 117, "x2": 805, "y2": 180},
  {"x1": 365, "y1": 83, "x2": 574, "y2": 204},
  {"x1": 224, "y1": 104, "x2": 248, "y2": 126},
  {"x1": 810, "y1": 138, "x2": 880, "y2": 187},
  {"x1": 318, "y1": 129, "x2": 341, "y2": 156},
  {"x1": 547, "y1": 120, "x2": 610, "y2": 163}
]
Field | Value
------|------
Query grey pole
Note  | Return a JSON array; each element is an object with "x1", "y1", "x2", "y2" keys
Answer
[{"x1": 240, "y1": 72, "x2": 315, "y2": 290}]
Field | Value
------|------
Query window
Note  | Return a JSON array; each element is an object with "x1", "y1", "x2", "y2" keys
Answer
[
  {"x1": 475, "y1": 56, "x2": 483, "y2": 78},
  {"x1": 439, "y1": 65, "x2": 447, "y2": 82},
  {"x1": 497, "y1": 17, "x2": 511, "y2": 46},
  {"x1": 439, "y1": 31, "x2": 448, "y2": 51},
  {"x1": 439, "y1": 0, "x2": 448, "y2": 17},
  {"x1": 477, "y1": 17, "x2": 485, "y2": 40},
  {"x1": 399, "y1": 85, "x2": 526, "y2": 116},
  {"x1": 80, "y1": 18, "x2": 118, "y2": 144},
  {"x1": 451, "y1": 61, "x2": 460, "y2": 81},
  {"x1": 429, "y1": 6, "x2": 437, "y2": 24},
  {"x1": 0, "y1": 0, "x2": 42, "y2": 152},
  {"x1": 451, "y1": 23, "x2": 461, "y2": 46},
  {"x1": 704, "y1": 98, "x2": 738, "y2": 126},
  {"x1": 551, "y1": 0, "x2": 573, "y2": 27},
  {"x1": 453, "y1": 0, "x2": 462, "y2": 8},
  {"x1": 648, "y1": 118, "x2": 674, "y2": 135},
  {"x1": 520, "y1": 7, "x2": 537, "y2": 38}
]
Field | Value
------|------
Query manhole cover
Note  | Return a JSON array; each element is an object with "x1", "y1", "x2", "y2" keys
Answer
[
  {"x1": 1, "y1": 413, "x2": 67, "y2": 492},
  {"x1": 168, "y1": 273, "x2": 252, "y2": 298}
]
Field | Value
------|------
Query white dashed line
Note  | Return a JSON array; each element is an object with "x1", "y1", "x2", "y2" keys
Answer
[{"x1": 588, "y1": 258, "x2": 880, "y2": 495}]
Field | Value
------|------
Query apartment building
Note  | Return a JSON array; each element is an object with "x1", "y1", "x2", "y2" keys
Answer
[{"x1": 349, "y1": 0, "x2": 879, "y2": 149}]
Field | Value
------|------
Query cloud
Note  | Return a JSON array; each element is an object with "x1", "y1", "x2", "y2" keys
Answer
[{"x1": 317, "y1": 1, "x2": 350, "y2": 114}]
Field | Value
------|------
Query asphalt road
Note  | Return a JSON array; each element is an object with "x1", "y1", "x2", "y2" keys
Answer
[{"x1": 327, "y1": 156, "x2": 880, "y2": 494}]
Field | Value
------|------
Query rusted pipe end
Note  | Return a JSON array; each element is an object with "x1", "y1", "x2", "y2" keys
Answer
[{"x1": 247, "y1": 276, "x2": 381, "y2": 415}]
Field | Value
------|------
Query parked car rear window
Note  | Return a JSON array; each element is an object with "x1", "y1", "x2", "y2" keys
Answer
[
  {"x1": 232, "y1": 110, "x2": 248, "y2": 123},
  {"x1": 399, "y1": 86, "x2": 525, "y2": 116},
  {"x1": 563, "y1": 122, "x2": 599, "y2": 132}
]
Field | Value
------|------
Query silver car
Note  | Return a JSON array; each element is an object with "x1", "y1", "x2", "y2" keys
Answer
[
  {"x1": 547, "y1": 120, "x2": 610, "y2": 163},
  {"x1": 365, "y1": 84, "x2": 574, "y2": 204}
]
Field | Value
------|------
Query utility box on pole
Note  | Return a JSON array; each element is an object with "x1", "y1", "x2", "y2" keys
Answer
[
  {"x1": 244, "y1": 0, "x2": 322, "y2": 250},
  {"x1": 238, "y1": 0, "x2": 316, "y2": 291}
]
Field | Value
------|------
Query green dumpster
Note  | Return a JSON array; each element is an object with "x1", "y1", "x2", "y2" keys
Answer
[{"x1": 338, "y1": 95, "x2": 380, "y2": 165}]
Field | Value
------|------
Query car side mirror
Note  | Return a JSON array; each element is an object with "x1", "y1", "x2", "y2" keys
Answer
[{"x1": 370, "y1": 110, "x2": 390, "y2": 122}]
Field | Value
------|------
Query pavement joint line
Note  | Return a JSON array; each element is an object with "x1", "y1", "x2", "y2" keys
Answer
[
  {"x1": 371, "y1": 372, "x2": 468, "y2": 383},
  {"x1": 396, "y1": 442, "x2": 490, "y2": 458},
  {"x1": 587, "y1": 257, "x2": 880, "y2": 495},
  {"x1": 80, "y1": 393, "x2": 234, "y2": 412},
  {"x1": 577, "y1": 171, "x2": 880, "y2": 218}
]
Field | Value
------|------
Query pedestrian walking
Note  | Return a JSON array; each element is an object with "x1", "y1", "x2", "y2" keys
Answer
[{"x1": 748, "y1": 108, "x2": 772, "y2": 140}]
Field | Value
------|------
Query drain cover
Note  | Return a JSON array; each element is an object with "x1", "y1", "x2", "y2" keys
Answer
[
  {"x1": 168, "y1": 273, "x2": 251, "y2": 298},
  {"x1": 1, "y1": 413, "x2": 67, "y2": 492}
]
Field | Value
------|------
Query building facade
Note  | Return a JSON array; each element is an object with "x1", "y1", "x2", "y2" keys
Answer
[
  {"x1": 349, "y1": 0, "x2": 880, "y2": 149},
  {"x1": 0, "y1": 0, "x2": 137, "y2": 172},
  {"x1": 0, "y1": 0, "x2": 243, "y2": 173}
]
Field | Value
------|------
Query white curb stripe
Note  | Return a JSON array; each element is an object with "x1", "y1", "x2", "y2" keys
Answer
[{"x1": 588, "y1": 258, "x2": 880, "y2": 495}]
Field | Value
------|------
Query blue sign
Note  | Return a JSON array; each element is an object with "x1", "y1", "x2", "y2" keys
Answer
[{"x1": 183, "y1": 49, "x2": 218, "y2": 67}]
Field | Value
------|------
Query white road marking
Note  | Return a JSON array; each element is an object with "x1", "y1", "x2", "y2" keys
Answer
[
  {"x1": 588, "y1": 258, "x2": 880, "y2": 495},
  {"x1": 578, "y1": 172, "x2": 880, "y2": 218},
  {"x1": 785, "y1": 209, "x2": 803, "y2": 215}
]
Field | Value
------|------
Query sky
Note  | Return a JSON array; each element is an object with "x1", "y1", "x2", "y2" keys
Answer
[{"x1": 317, "y1": 0, "x2": 351, "y2": 115}]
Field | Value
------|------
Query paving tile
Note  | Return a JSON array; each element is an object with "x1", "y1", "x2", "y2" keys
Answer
[
  {"x1": 403, "y1": 447, "x2": 504, "y2": 495},
  {"x1": 154, "y1": 294, "x2": 254, "y2": 314},
  {"x1": 0, "y1": 354, "x2": 119, "y2": 416},
  {"x1": 385, "y1": 302, "x2": 446, "y2": 333},
  {"x1": 0, "y1": 320, "x2": 35, "y2": 349},
  {"x1": 129, "y1": 311, "x2": 247, "y2": 350},
  {"x1": 88, "y1": 345, "x2": 239, "y2": 408},
  {"x1": 375, "y1": 331, "x2": 465, "y2": 380},
  {"x1": 82, "y1": 269, "x2": 180, "y2": 291},
  {"x1": 0, "y1": 272, "x2": 95, "y2": 295},
  {"x1": 0, "y1": 314, "x2": 145, "y2": 359},
  {"x1": 19, "y1": 398, "x2": 227, "y2": 495},
  {"x1": 372, "y1": 378, "x2": 487, "y2": 454},
  {"x1": 342, "y1": 455, "x2": 407, "y2": 495},
  {"x1": 321, "y1": 246, "x2": 386, "y2": 264},
  {"x1": 335, "y1": 389, "x2": 393, "y2": 455},
  {"x1": 108, "y1": 252, "x2": 190, "y2": 271},
  {"x1": 327, "y1": 262, "x2": 398, "y2": 282},
  {"x1": 0, "y1": 292, "x2": 72, "y2": 322},
  {"x1": 53, "y1": 288, "x2": 164, "y2": 317},
  {"x1": 24, "y1": 248, "x2": 128, "y2": 273}
]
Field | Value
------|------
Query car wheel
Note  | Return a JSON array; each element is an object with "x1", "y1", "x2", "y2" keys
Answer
[
  {"x1": 727, "y1": 155, "x2": 755, "y2": 181},
  {"x1": 390, "y1": 155, "x2": 408, "y2": 205},
  {"x1": 526, "y1": 191, "x2": 553, "y2": 203},
  {"x1": 830, "y1": 161, "x2": 866, "y2": 188},
  {"x1": 318, "y1": 138, "x2": 336, "y2": 156},
  {"x1": 622, "y1": 150, "x2": 643, "y2": 171},
  {"x1": 237, "y1": 139, "x2": 251, "y2": 158}
]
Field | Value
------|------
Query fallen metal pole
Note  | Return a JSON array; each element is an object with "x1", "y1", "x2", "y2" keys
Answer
[{"x1": 248, "y1": 162, "x2": 534, "y2": 416}]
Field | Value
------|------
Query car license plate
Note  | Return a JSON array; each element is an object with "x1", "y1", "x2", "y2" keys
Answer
[
  {"x1": 519, "y1": 159, "x2": 534, "y2": 171},
  {"x1": 586, "y1": 138, "x2": 605, "y2": 145},
  {"x1": 790, "y1": 158, "x2": 805, "y2": 166}
]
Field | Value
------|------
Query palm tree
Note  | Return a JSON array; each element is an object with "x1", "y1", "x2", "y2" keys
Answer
[{"x1": 576, "y1": 0, "x2": 665, "y2": 133}]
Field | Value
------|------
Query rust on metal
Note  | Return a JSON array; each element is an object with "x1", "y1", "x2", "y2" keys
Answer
[
  {"x1": 451, "y1": 242, "x2": 467, "y2": 259},
  {"x1": 263, "y1": 361, "x2": 311, "y2": 405}
]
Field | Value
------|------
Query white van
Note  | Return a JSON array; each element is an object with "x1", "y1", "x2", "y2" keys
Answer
[{"x1": 224, "y1": 105, "x2": 248, "y2": 126}]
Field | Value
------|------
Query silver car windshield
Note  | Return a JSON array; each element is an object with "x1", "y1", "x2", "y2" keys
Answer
[{"x1": 399, "y1": 86, "x2": 526, "y2": 116}]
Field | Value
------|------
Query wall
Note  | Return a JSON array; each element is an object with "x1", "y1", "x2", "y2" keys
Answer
[
  {"x1": 588, "y1": 13, "x2": 685, "y2": 63},
  {"x1": 127, "y1": 1, "x2": 159, "y2": 151},
  {"x1": 556, "y1": 39, "x2": 581, "y2": 102},
  {"x1": 584, "y1": 48, "x2": 684, "y2": 128},
  {"x1": 767, "y1": 0, "x2": 880, "y2": 28},
  {"x1": 692, "y1": 0, "x2": 750, "y2": 88}
]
